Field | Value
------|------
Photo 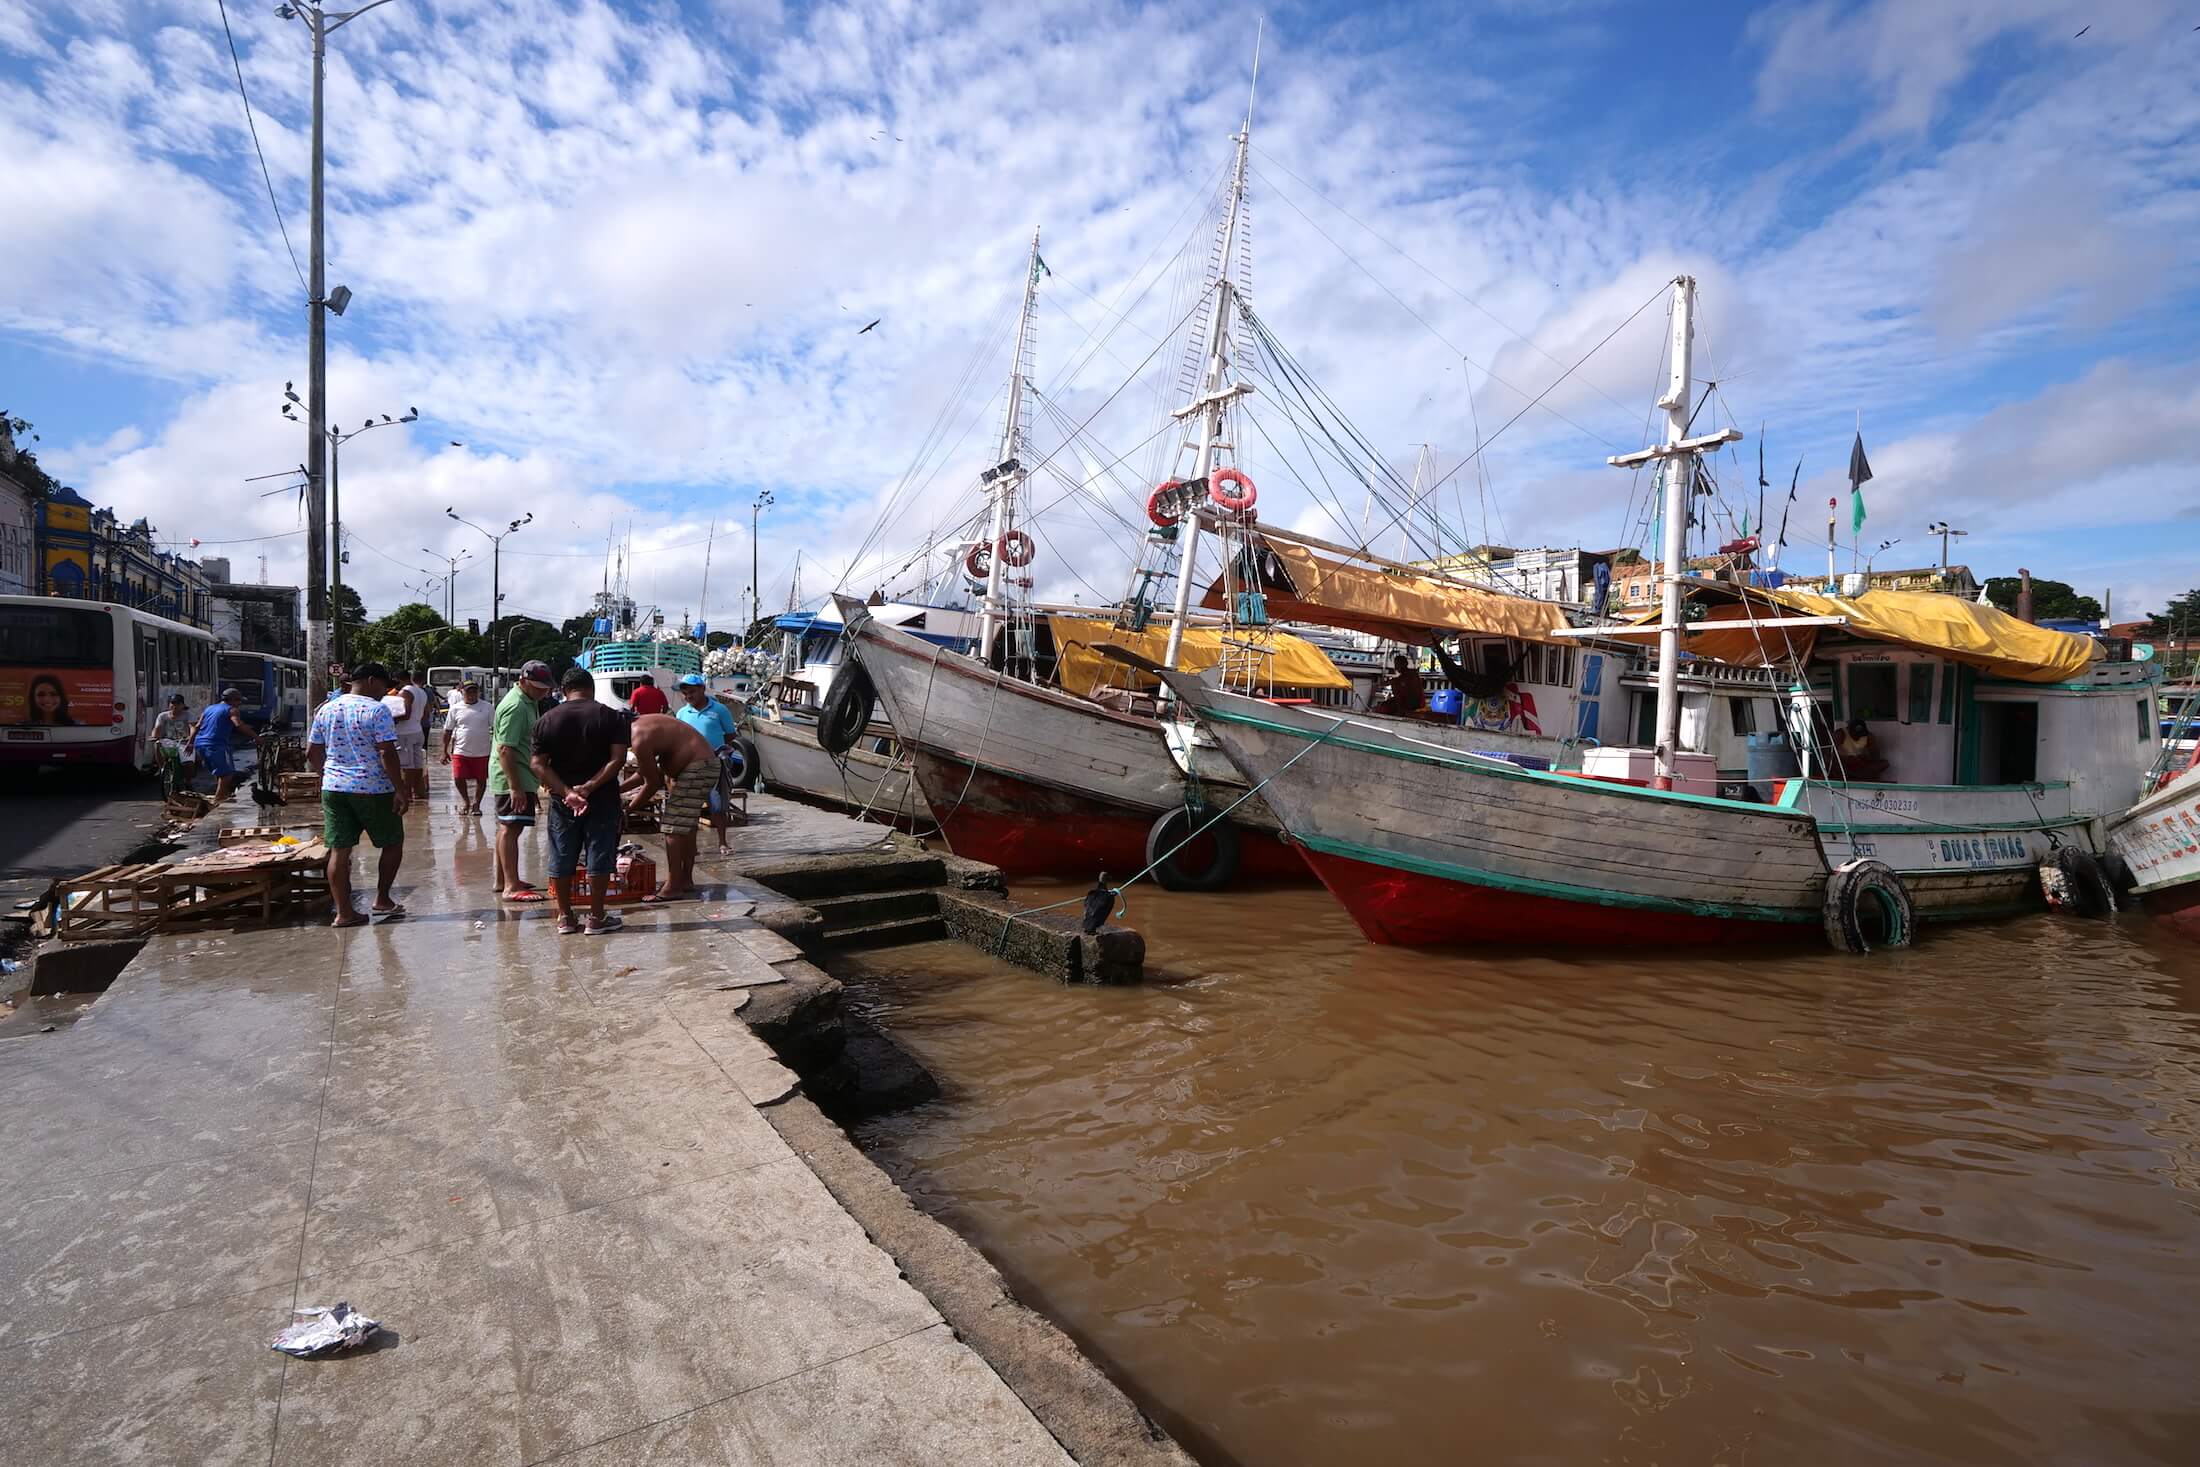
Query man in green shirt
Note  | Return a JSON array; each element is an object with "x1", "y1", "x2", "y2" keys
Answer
[{"x1": 490, "y1": 661, "x2": 555, "y2": 902}]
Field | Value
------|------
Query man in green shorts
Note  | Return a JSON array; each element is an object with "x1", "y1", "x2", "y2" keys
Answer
[
  {"x1": 307, "y1": 660, "x2": 412, "y2": 927},
  {"x1": 489, "y1": 660, "x2": 556, "y2": 903}
]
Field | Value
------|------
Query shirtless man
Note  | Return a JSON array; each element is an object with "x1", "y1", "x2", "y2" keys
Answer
[{"x1": 623, "y1": 713, "x2": 719, "y2": 902}]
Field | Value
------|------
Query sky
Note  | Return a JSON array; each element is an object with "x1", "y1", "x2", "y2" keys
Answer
[{"x1": 2, "y1": 0, "x2": 2196, "y2": 636}]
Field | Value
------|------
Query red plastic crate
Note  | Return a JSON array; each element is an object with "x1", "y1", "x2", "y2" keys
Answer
[{"x1": 572, "y1": 854, "x2": 657, "y2": 904}]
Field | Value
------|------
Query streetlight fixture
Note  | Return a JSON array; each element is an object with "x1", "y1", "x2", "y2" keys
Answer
[
  {"x1": 421, "y1": 546, "x2": 473, "y2": 627},
  {"x1": 750, "y1": 488, "x2": 775, "y2": 630},
  {"x1": 281, "y1": 398, "x2": 419, "y2": 660},
  {"x1": 1868, "y1": 537, "x2": 1902, "y2": 574},
  {"x1": 1926, "y1": 520, "x2": 1969, "y2": 572},
  {"x1": 447, "y1": 509, "x2": 532, "y2": 673}
]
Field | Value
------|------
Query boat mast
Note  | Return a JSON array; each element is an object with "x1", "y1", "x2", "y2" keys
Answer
[
  {"x1": 1606, "y1": 276, "x2": 1740, "y2": 791},
  {"x1": 1161, "y1": 71, "x2": 1257, "y2": 672},
  {"x1": 979, "y1": 227, "x2": 1043, "y2": 665}
]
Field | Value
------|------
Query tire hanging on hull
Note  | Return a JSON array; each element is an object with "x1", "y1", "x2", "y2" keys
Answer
[
  {"x1": 818, "y1": 661, "x2": 876, "y2": 756},
  {"x1": 1145, "y1": 806, "x2": 1242, "y2": 892},
  {"x1": 1822, "y1": 858, "x2": 1915, "y2": 954}
]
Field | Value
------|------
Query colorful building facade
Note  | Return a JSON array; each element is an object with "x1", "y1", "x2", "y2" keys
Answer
[{"x1": 37, "y1": 487, "x2": 213, "y2": 629}]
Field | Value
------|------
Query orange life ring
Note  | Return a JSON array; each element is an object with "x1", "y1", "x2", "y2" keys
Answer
[
  {"x1": 964, "y1": 542, "x2": 991, "y2": 581},
  {"x1": 1211, "y1": 467, "x2": 1257, "y2": 512},
  {"x1": 997, "y1": 529, "x2": 1035, "y2": 568},
  {"x1": 1147, "y1": 480, "x2": 1186, "y2": 528}
]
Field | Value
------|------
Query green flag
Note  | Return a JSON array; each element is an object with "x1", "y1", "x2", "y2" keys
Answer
[
  {"x1": 1848, "y1": 431, "x2": 1872, "y2": 536},
  {"x1": 1032, "y1": 254, "x2": 1051, "y2": 283}
]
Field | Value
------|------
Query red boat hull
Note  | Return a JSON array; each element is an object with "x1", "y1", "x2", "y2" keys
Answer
[
  {"x1": 1297, "y1": 843, "x2": 1807, "y2": 948},
  {"x1": 2143, "y1": 878, "x2": 2200, "y2": 942},
  {"x1": 916, "y1": 755, "x2": 1307, "y2": 883}
]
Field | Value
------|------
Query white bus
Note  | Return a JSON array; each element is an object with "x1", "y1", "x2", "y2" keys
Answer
[{"x1": 0, "y1": 595, "x2": 219, "y2": 770}]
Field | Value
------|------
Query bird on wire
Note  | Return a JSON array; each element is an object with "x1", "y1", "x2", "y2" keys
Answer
[{"x1": 1081, "y1": 873, "x2": 1115, "y2": 935}]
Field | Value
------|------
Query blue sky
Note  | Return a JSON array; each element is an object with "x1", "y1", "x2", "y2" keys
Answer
[{"x1": 2, "y1": 0, "x2": 2195, "y2": 628}]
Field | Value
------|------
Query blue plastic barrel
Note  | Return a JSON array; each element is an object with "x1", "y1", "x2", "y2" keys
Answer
[
  {"x1": 1429, "y1": 687, "x2": 1464, "y2": 717},
  {"x1": 1745, "y1": 731, "x2": 1802, "y2": 783}
]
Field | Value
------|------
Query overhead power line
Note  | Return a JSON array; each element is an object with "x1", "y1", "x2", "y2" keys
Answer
[{"x1": 215, "y1": 0, "x2": 307, "y2": 292}]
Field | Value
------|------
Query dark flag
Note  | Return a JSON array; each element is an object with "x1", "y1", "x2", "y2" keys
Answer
[{"x1": 1848, "y1": 431, "x2": 1873, "y2": 535}]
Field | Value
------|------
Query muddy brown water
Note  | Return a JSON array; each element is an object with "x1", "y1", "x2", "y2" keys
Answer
[{"x1": 836, "y1": 883, "x2": 2200, "y2": 1467}]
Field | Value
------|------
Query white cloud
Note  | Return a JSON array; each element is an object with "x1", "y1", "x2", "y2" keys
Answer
[{"x1": 1, "y1": 0, "x2": 2196, "y2": 635}]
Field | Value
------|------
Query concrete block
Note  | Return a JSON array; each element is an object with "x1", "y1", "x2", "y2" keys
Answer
[{"x1": 937, "y1": 890, "x2": 1145, "y2": 984}]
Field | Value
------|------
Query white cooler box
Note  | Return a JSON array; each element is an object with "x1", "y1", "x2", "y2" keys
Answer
[{"x1": 1580, "y1": 746, "x2": 1719, "y2": 796}]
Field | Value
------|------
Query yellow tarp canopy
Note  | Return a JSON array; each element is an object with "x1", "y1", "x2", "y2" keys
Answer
[
  {"x1": 1198, "y1": 537, "x2": 1571, "y2": 645},
  {"x1": 1599, "y1": 584, "x2": 2099, "y2": 684},
  {"x1": 1048, "y1": 615, "x2": 1349, "y2": 697}
]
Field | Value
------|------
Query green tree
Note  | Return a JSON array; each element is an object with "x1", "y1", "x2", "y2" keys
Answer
[
  {"x1": 492, "y1": 616, "x2": 581, "y2": 672},
  {"x1": 331, "y1": 584, "x2": 371, "y2": 656},
  {"x1": 1983, "y1": 577, "x2": 2103, "y2": 622},
  {"x1": 2139, "y1": 587, "x2": 2200, "y2": 633},
  {"x1": 705, "y1": 630, "x2": 739, "y2": 651},
  {"x1": 741, "y1": 615, "x2": 777, "y2": 648}
]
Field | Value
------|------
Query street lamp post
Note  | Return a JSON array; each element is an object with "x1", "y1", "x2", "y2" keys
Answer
[
  {"x1": 282, "y1": 400, "x2": 419, "y2": 661},
  {"x1": 750, "y1": 489, "x2": 775, "y2": 633},
  {"x1": 1868, "y1": 537, "x2": 1902, "y2": 574},
  {"x1": 447, "y1": 509, "x2": 532, "y2": 674},
  {"x1": 275, "y1": 0, "x2": 402, "y2": 701},
  {"x1": 1926, "y1": 520, "x2": 1969, "y2": 572},
  {"x1": 423, "y1": 547, "x2": 472, "y2": 627}
]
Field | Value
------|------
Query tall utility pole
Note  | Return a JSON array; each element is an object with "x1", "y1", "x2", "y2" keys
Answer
[
  {"x1": 1605, "y1": 277, "x2": 1741, "y2": 790},
  {"x1": 422, "y1": 547, "x2": 470, "y2": 627},
  {"x1": 979, "y1": 227, "x2": 1043, "y2": 666},
  {"x1": 750, "y1": 490, "x2": 775, "y2": 632},
  {"x1": 447, "y1": 510, "x2": 531, "y2": 671},
  {"x1": 280, "y1": 0, "x2": 397, "y2": 698},
  {"x1": 1161, "y1": 118, "x2": 1256, "y2": 672}
]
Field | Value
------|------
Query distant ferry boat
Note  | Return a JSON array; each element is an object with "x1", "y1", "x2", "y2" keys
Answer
[{"x1": 578, "y1": 634, "x2": 703, "y2": 712}]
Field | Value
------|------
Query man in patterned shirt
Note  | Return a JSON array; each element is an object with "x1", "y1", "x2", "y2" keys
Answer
[{"x1": 308, "y1": 660, "x2": 413, "y2": 928}]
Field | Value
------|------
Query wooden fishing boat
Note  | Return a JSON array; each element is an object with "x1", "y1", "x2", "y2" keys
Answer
[
  {"x1": 2105, "y1": 688, "x2": 2200, "y2": 938},
  {"x1": 1165, "y1": 276, "x2": 2160, "y2": 950}
]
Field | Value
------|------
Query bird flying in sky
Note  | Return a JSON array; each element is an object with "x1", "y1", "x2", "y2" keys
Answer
[{"x1": 857, "y1": 319, "x2": 880, "y2": 334}]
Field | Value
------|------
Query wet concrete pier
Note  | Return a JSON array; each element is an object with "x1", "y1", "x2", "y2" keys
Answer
[{"x1": 0, "y1": 786, "x2": 1183, "y2": 1465}]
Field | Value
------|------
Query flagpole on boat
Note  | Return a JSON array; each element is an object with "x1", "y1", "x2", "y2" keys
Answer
[{"x1": 979, "y1": 227, "x2": 1043, "y2": 666}]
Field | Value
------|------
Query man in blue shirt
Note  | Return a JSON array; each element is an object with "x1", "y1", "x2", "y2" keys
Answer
[
  {"x1": 193, "y1": 687, "x2": 254, "y2": 805},
  {"x1": 674, "y1": 674, "x2": 742, "y2": 854}
]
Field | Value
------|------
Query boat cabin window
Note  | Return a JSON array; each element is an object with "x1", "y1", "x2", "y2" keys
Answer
[
  {"x1": 1729, "y1": 699, "x2": 1757, "y2": 737},
  {"x1": 1906, "y1": 664, "x2": 1936, "y2": 725},
  {"x1": 1975, "y1": 700, "x2": 2039, "y2": 783},
  {"x1": 1846, "y1": 663, "x2": 1898, "y2": 722}
]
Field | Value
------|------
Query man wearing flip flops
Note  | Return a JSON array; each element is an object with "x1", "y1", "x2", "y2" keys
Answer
[
  {"x1": 531, "y1": 666, "x2": 631, "y2": 936},
  {"x1": 489, "y1": 660, "x2": 557, "y2": 906},
  {"x1": 308, "y1": 660, "x2": 412, "y2": 928}
]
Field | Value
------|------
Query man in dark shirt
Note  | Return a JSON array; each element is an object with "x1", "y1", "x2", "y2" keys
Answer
[
  {"x1": 1373, "y1": 653, "x2": 1426, "y2": 716},
  {"x1": 530, "y1": 666, "x2": 632, "y2": 935}
]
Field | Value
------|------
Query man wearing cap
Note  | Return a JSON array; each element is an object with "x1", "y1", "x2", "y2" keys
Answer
[
  {"x1": 193, "y1": 687, "x2": 255, "y2": 804},
  {"x1": 675, "y1": 674, "x2": 741, "y2": 854},
  {"x1": 489, "y1": 661, "x2": 556, "y2": 903}
]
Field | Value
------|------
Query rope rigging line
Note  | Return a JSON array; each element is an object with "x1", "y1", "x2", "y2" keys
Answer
[
  {"x1": 1250, "y1": 144, "x2": 1643, "y2": 426},
  {"x1": 1250, "y1": 164, "x2": 1624, "y2": 455}
]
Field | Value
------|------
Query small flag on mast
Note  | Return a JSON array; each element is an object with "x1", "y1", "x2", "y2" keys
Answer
[
  {"x1": 1032, "y1": 254, "x2": 1051, "y2": 283},
  {"x1": 1848, "y1": 431, "x2": 1873, "y2": 535}
]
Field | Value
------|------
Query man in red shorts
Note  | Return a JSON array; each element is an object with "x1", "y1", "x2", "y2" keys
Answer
[{"x1": 439, "y1": 679, "x2": 494, "y2": 815}]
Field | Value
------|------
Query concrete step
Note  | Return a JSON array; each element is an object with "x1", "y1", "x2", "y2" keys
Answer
[
  {"x1": 820, "y1": 913, "x2": 949, "y2": 950},
  {"x1": 752, "y1": 853, "x2": 947, "y2": 900},
  {"x1": 804, "y1": 887, "x2": 940, "y2": 928}
]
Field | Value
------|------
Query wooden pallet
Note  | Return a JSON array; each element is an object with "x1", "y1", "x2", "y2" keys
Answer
[
  {"x1": 56, "y1": 843, "x2": 331, "y2": 940},
  {"x1": 217, "y1": 823, "x2": 321, "y2": 846},
  {"x1": 277, "y1": 772, "x2": 322, "y2": 802}
]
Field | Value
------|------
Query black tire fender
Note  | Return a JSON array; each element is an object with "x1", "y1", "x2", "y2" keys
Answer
[
  {"x1": 1145, "y1": 806, "x2": 1242, "y2": 892},
  {"x1": 1822, "y1": 858, "x2": 1916, "y2": 955},
  {"x1": 817, "y1": 660, "x2": 875, "y2": 756},
  {"x1": 2042, "y1": 845, "x2": 2116, "y2": 917},
  {"x1": 727, "y1": 734, "x2": 761, "y2": 791}
]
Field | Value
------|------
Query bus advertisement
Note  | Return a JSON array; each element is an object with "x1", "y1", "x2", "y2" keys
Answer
[{"x1": 0, "y1": 597, "x2": 217, "y2": 768}]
